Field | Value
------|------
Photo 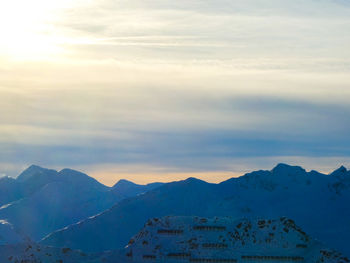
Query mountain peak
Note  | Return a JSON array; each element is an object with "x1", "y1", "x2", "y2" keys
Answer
[
  {"x1": 183, "y1": 177, "x2": 207, "y2": 185},
  {"x1": 26, "y1": 164, "x2": 43, "y2": 170},
  {"x1": 16, "y1": 165, "x2": 57, "y2": 182},
  {"x1": 272, "y1": 163, "x2": 306, "y2": 175},
  {"x1": 113, "y1": 179, "x2": 138, "y2": 188},
  {"x1": 58, "y1": 168, "x2": 105, "y2": 189},
  {"x1": 330, "y1": 165, "x2": 348, "y2": 176}
]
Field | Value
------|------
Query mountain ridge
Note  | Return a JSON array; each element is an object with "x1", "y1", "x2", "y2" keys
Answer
[
  {"x1": 41, "y1": 163, "x2": 350, "y2": 257},
  {"x1": 0, "y1": 165, "x2": 165, "y2": 243}
]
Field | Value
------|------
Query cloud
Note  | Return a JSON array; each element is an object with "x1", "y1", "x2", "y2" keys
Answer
[
  {"x1": 1, "y1": 93, "x2": 350, "y2": 181},
  {"x1": 41, "y1": 0, "x2": 349, "y2": 65},
  {"x1": 1, "y1": 0, "x2": 349, "y2": 183}
]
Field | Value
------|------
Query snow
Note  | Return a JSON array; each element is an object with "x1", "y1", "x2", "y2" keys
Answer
[
  {"x1": 115, "y1": 216, "x2": 349, "y2": 263},
  {"x1": 1, "y1": 216, "x2": 348, "y2": 263},
  {"x1": 0, "y1": 220, "x2": 27, "y2": 245},
  {"x1": 0, "y1": 242, "x2": 100, "y2": 263},
  {"x1": 41, "y1": 164, "x2": 350, "y2": 257},
  {"x1": 2, "y1": 163, "x2": 350, "y2": 259},
  {"x1": 0, "y1": 165, "x2": 164, "y2": 243}
]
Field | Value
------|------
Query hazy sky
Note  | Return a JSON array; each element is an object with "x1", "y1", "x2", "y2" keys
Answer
[{"x1": 1, "y1": 0, "x2": 350, "y2": 185}]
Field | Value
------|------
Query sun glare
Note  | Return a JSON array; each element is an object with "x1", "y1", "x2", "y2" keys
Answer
[{"x1": 0, "y1": 0, "x2": 76, "y2": 60}]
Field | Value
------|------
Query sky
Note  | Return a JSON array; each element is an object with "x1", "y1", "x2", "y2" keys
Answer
[{"x1": 1, "y1": 0, "x2": 350, "y2": 185}]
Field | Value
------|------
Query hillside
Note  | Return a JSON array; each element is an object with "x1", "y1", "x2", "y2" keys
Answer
[
  {"x1": 113, "y1": 216, "x2": 349, "y2": 263},
  {"x1": 42, "y1": 164, "x2": 350, "y2": 257},
  {"x1": 0, "y1": 165, "x2": 59, "y2": 207},
  {"x1": 0, "y1": 165, "x2": 164, "y2": 242},
  {"x1": 0, "y1": 242, "x2": 100, "y2": 263},
  {"x1": 0, "y1": 220, "x2": 28, "y2": 245},
  {"x1": 1, "y1": 216, "x2": 348, "y2": 263}
]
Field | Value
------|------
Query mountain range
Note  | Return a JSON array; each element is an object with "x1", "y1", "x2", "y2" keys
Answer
[
  {"x1": 0, "y1": 163, "x2": 349, "y2": 259},
  {"x1": 41, "y1": 164, "x2": 350, "y2": 257},
  {"x1": 0, "y1": 165, "x2": 163, "y2": 241}
]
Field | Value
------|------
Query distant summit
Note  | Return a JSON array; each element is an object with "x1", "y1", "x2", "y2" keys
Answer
[
  {"x1": 16, "y1": 165, "x2": 57, "y2": 182},
  {"x1": 330, "y1": 165, "x2": 349, "y2": 177},
  {"x1": 113, "y1": 179, "x2": 138, "y2": 188},
  {"x1": 271, "y1": 163, "x2": 306, "y2": 175},
  {"x1": 112, "y1": 179, "x2": 164, "y2": 198}
]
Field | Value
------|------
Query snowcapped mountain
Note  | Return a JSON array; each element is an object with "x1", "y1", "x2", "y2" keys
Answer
[
  {"x1": 41, "y1": 164, "x2": 350, "y2": 257},
  {"x1": 16, "y1": 165, "x2": 58, "y2": 183},
  {"x1": 0, "y1": 165, "x2": 163, "y2": 242},
  {"x1": 0, "y1": 165, "x2": 64, "y2": 206},
  {"x1": 2, "y1": 216, "x2": 348, "y2": 263}
]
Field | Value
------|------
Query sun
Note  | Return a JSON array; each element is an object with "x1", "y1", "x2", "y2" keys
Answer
[{"x1": 0, "y1": 0, "x2": 75, "y2": 61}]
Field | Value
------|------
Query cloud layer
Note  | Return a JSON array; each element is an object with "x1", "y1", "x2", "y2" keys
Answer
[{"x1": 0, "y1": 0, "x2": 349, "y2": 184}]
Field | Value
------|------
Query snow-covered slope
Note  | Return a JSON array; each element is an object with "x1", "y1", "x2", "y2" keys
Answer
[
  {"x1": 3, "y1": 216, "x2": 348, "y2": 263},
  {"x1": 0, "y1": 165, "x2": 164, "y2": 242},
  {"x1": 0, "y1": 220, "x2": 27, "y2": 245},
  {"x1": 41, "y1": 177, "x2": 216, "y2": 252},
  {"x1": 41, "y1": 164, "x2": 350, "y2": 257},
  {"x1": 115, "y1": 216, "x2": 349, "y2": 263},
  {"x1": 0, "y1": 242, "x2": 101, "y2": 263}
]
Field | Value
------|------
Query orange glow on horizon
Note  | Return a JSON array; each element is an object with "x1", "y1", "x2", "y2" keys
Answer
[{"x1": 89, "y1": 170, "x2": 243, "y2": 187}]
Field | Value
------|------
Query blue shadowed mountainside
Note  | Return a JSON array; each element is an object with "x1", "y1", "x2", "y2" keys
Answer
[
  {"x1": 0, "y1": 165, "x2": 164, "y2": 241},
  {"x1": 37, "y1": 163, "x2": 350, "y2": 257}
]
